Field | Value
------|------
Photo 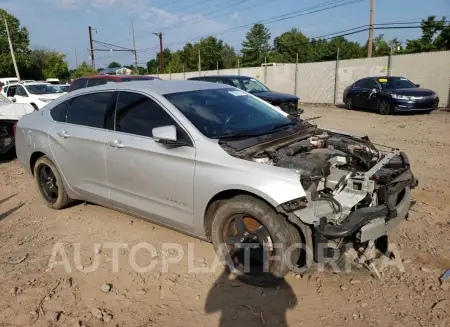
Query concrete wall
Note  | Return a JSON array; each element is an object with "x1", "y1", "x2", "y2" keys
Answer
[
  {"x1": 391, "y1": 51, "x2": 450, "y2": 107},
  {"x1": 156, "y1": 51, "x2": 450, "y2": 107}
]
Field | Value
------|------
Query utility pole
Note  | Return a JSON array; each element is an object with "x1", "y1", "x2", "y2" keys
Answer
[
  {"x1": 131, "y1": 20, "x2": 138, "y2": 74},
  {"x1": 367, "y1": 0, "x2": 375, "y2": 58},
  {"x1": 74, "y1": 48, "x2": 79, "y2": 68},
  {"x1": 3, "y1": 15, "x2": 20, "y2": 81},
  {"x1": 153, "y1": 32, "x2": 164, "y2": 73},
  {"x1": 88, "y1": 26, "x2": 95, "y2": 69}
]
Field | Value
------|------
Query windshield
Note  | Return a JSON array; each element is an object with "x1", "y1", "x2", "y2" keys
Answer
[
  {"x1": 239, "y1": 78, "x2": 269, "y2": 93},
  {"x1": 25, "y1": 84, "x2": 63, "y2": 95},
  {"x1": 58, "y1": 85, "x2": 69, "y2": 92},
  {"x1": 0, "y1": 93, "x2": 11, "y2": 103},
  {"x1": 378, "y1": 77, "x2": 416, "y2": 89},
  {"x1": 165, "y1": 88, "x2": 295, "y2": 139}
]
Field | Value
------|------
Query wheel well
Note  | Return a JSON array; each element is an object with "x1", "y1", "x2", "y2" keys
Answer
[
  {"x1": 30, "y1": 151, "x2": 46, "y2": 175},
  {"x1": 203, "y1": 189, "x2": 277, "y2": 240}
]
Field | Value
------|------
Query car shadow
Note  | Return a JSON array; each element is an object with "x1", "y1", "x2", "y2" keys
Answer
[
  {"x1": 0, "y1": 150, "x2": 17, "y2": 164},
  {"x1": 0, "y1": 193, "x2": 24, "y2": 222},
  {"x1": 205, "y1": 270, "x2": 297, "y2": 327}
]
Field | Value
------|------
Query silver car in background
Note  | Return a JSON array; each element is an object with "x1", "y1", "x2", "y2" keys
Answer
[{"x1": 15, "y1": 81, "x2": 417, "y2": 285}]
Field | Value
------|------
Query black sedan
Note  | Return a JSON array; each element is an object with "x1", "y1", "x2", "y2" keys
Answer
[
  {"x1": 188, "y1": 75, "x2": 301, "y2": 115},
  {"x1": 343, "y1": 76, "x2": 439, "y2": 115}
]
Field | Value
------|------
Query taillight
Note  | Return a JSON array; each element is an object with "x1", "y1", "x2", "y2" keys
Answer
[{"x1": 13, "y1": 123, "x2": 17, "y2": 136}]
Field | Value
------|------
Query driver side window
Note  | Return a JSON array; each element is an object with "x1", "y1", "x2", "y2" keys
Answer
[
  {"x1": 16, "y1": 86, "x2": 28, "y2": 96},
  {"x1": 115, "y1": 91, "x2": 190, "y2": 142}
]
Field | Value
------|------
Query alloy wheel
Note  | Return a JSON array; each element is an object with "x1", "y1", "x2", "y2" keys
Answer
[
  {"x1": 38, "y1": 164, "x2": 58, "y2": 203},
  {"x1": 379, "y1": 100, "x2": 390, "y2": 115},
  {"x1": 223, "y1": 215, "x2": 274, "y2": 275}
]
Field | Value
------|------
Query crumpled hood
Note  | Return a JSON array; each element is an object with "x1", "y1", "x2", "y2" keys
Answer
[{"x1": 0, "y1": 103, "x2": 34, "y2": 120}]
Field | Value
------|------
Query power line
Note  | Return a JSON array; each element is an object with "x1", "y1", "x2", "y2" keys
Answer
[{"x1": 137, "y1": 0, "x2": 366, "y2": 52}]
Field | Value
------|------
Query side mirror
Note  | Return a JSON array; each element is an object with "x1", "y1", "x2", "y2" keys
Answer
[
  {"x1": 152, "y1": 125, "x2": 189, "y2": 147},
  {"x1": 7, "y1": 96, "x2": 16, "y2": 103},
  {"x1": 414, "y1": 84, "x2": 420, "y2": 87}
]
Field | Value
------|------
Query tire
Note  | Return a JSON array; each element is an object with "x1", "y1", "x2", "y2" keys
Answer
[
  {"x1": 210, "y1": 195, "x2": 311, "y2": 286},
  {"x1": 33, "y1": 156, "x2": 71, "y2": 209},
  {"x1": 31, "y1": 103, "x2": 38, "y2": 111},
  {"x1": 378, "y1": 99, "x2": 391, "y2": 115},
  {"x1": 346, "y1": 96, "x2": 354, "y2": 109}
]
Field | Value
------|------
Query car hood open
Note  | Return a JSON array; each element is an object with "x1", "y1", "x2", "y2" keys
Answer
[{"x1": 0, "y1": 103, "x2": 34, "y2": 120}]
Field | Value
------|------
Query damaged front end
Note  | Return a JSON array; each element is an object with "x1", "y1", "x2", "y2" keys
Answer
[
  {"x1": 226, "y1": 123, "x2": 417, "y2": 266},
  {"x1": 0, "y1": 120, "x2": 15, "y2": 156}
]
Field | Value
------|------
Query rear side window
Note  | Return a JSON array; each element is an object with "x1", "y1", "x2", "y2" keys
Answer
[
  {"x1": 67, "y1": 92, "x2": 116, "y2": 128},
  {"x1": 70, "y1": 79, "x2": 87, "y2": 91},
  {"x1": 50, "y1": 101, "x2": 69, "y2": 122},
  {"x1": 115, "y1": 91, "x2": 176, "y2": 138},
  {"x1": 87, "y1": 78, "x2": 107, "y2": 87}
]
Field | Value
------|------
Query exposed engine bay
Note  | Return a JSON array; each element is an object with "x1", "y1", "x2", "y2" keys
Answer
[{"x1": 221, "y1": 123, "x2": 417, "y2": 264}]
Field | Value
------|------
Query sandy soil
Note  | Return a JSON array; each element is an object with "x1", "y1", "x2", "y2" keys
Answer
[{"x1": 1, "y1": 106, "x2": 449, "y2": 327}]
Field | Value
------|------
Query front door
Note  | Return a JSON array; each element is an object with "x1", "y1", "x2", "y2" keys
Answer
[
  {"x1": 48, "y1": 91, "x2": 116, "y2": 203},
  {"x1": 360, "y1": 79, "x2": 380, "y2": 110},
  {"x1": 105, "y1": 91, "x2": 196, "y2": 228},
  {"x1": 13, "y1": 85, "x2": 31, "y2": 105}
]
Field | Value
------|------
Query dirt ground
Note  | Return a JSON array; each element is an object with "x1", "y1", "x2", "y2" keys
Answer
[{"x1": 1, "y1": 106, "x2": 449, "y2": 327}]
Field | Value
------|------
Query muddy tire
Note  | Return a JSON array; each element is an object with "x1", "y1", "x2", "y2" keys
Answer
[
  {"x1": 210, "y1": 195, "x2": 309, "y2": 286},
  {"x1": 34, "y1": 156, "x2": 71, "y2": 209}
]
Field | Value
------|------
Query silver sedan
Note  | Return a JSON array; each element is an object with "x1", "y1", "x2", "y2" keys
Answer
[{"x1": 15, "y1": 81, "x2": 416, "y2": 285}]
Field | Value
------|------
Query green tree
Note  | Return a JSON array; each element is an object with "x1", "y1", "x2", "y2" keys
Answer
[
  {"x1": 404, "y1": 16, "x2": 447, "y2": 53},
  {"x1": 146, "y1": 59, "x2": 158, "y2": 74},
  {"x1": 0, "y1": 9, "x2": 32, "y2": 77},
  {"x1": 271, "y1": 28, "x2": 313, "y2": 63},
  {"x1": 108, "y1": 61, "x2": 121, "y2": 68},
  {"x1": 221, "y1": 44, "x2": 238, "y2": 69},
  {"x1": 42, "y1": 52, "x2": 69, "y2": 80},
  {"x1": 166, "y1": 50, "x2": 184, "y2": 73},
  {"x1": 241, "y1": 24, "x2": 271, "y2": 66},
  {"x1": 71, "y1": 61, "x2": 97, "y2": 78}
]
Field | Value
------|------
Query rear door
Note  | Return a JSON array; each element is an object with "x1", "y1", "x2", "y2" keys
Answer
[
  {"x1": 105, "y1": 91, "x2": 196, "y2": 227},
  {"x1": 48, "y1": 91, "x2": 116, "y2": 203}
]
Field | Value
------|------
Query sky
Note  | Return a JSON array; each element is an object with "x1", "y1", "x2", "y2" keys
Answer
[{"x1": 1, "y1": 0, "x2": 449, "y2": 69}]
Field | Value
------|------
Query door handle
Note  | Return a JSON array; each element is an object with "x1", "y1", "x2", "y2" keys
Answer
[
  {"x1": 108, "y1": 140, "x2": 125, "y2": 148},
  {"x1": 57, "y1": 130, "x2": 70, "y2": 138}
]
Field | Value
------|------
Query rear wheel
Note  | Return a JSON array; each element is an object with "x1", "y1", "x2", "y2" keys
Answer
[
  {"x1": 210, "y1": 195, "x2": 312, "y2": 286},
  {"x1": 378, "y1": 99, "x2": 391, "y2": 115},
  {"x1": 346, "y1": 96, "x2": 354, "y2": 109},
  {"x1": 34, "y1": 156, "x2": 71, "y2": 209}
]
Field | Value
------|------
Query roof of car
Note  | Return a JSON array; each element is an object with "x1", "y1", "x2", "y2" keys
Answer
[
  {"x1": 73, "y1": 75, "x2": 157, "y2": 80},
  {"x1": 9, "y1": 82, "x2": 51, "y2": 86},
  {"x1": 365, "y1": 76, "x2": 406, "y2": 80},
  {"x1": 72, "y1": 80, "x2": 232, "y2": 95},
  {"x1": 188, "y1": 75, "x2": 253, "y2": 80}
]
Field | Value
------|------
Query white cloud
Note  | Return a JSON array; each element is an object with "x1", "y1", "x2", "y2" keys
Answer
[{"x1": 230, "y1": 12, "x2": 239, "y2": 22}]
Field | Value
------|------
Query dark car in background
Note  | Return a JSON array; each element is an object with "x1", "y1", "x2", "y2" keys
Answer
[
  {"x1": 69, "y1": 75, "x2": 161, "y2": 92},
  {"x1": 343, "y1": 76, "x2": 439, "y2": 115},
  {"x1": 188, "y1": 75, "x2": 300, "y2": 115}
]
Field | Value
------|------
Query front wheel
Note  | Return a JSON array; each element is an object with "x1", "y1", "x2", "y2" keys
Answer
[
  {"x1": 210, "y1": 195, "x2": 312, "y2": 286},
  {"x1": 346, "y1": 96, "x2": 354, "y2": 109},
  {"x1": 378, "y1": 99, "x2": 391, "y2": 115},
  {"x1": 34, "y1": 156, "x2": 71, "y2": 209}
]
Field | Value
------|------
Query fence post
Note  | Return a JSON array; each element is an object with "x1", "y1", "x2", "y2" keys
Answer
[
  {"x1": 169, "y1": 68, "x2": 172, "y2": 80},
  {"x1": 294, "y1": 52, "x2": 298, "y2": 96},
  {"x1": 237, "y1": 58, "x2": 240, "y2": 75},
  {"x1": 183, "y1": 64, "x2": 185, "y2": 80},
  {"x1": 198, "y1": 49, "x2": 201, "y2": 76},
  {"x1": 264, "y1": 56, "x2": 267, "y2": 84},
  {"x1": 333, "y1": 48, "x2": 340, "y2": 105},
  {"x1": 387, "y1": 51, "x2": 392, "y2": 76},
  {"x1": 217, "y1": 61, "x2": 219, "y2": 75}
]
